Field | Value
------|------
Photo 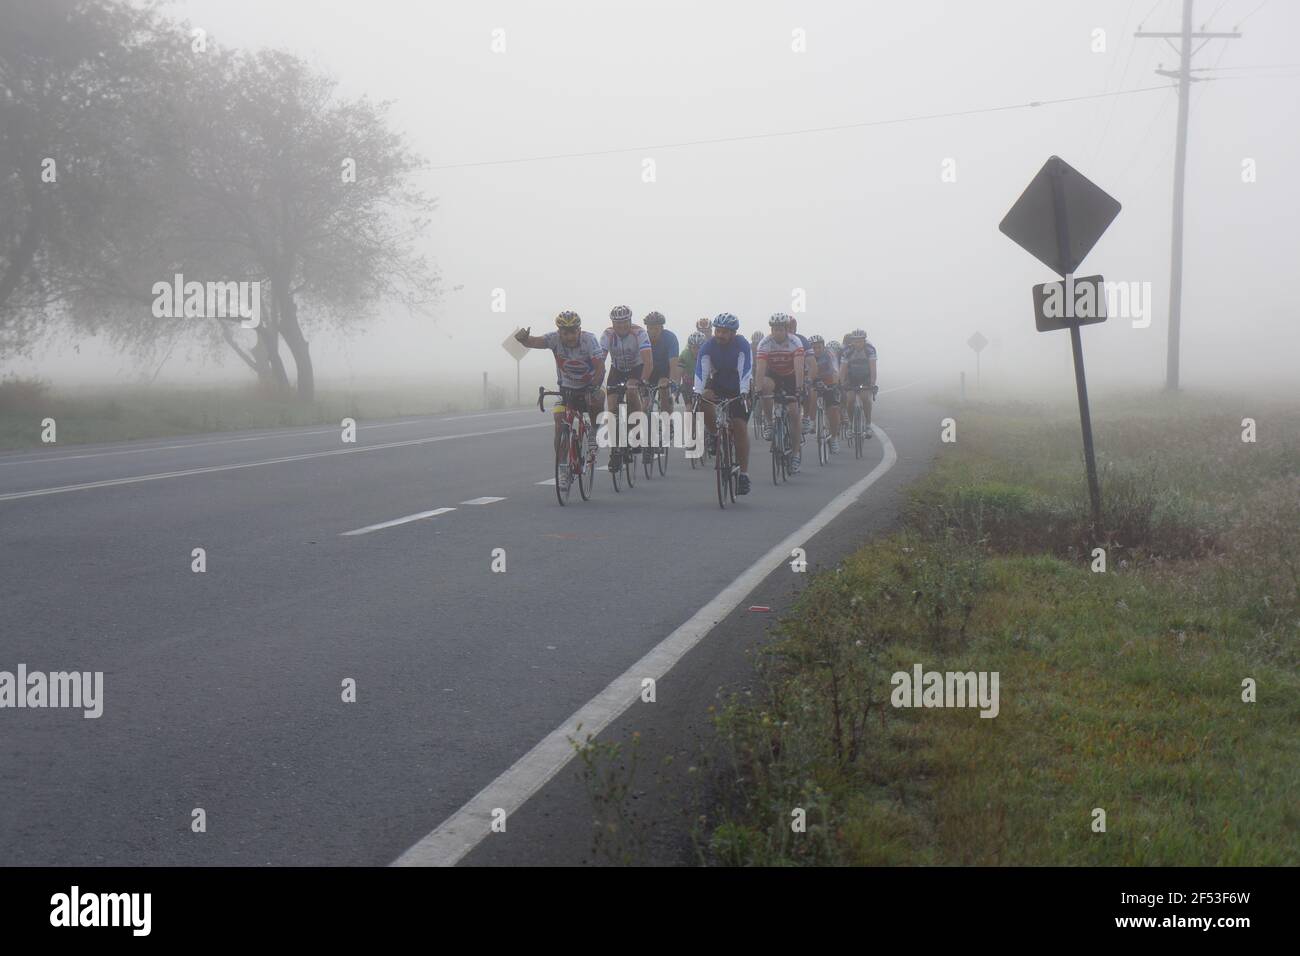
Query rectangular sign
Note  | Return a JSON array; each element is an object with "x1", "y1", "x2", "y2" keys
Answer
[{"x1": 1033, "y1": 275, "x2": 1108, "y2": 333}]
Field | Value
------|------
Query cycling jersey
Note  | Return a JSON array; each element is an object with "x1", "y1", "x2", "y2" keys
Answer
[
  {"x1": 648, "y1": 329, "x2": 679, "y2": 379},
  {"x1": 757, "y1": 334, "x2": 805, "y2": 377},
  {"x1": 842, "y1": 341, "x2": 878, "y2": 384},
  {"x1": 678, "y1": 346, "x2": 695, "y2": 386},
  {"x1": 813, "y1": 348, "x2": 839, "y2": 381},
  {"x1": 600, "y1": 325, "x2": 652, "y2": 372},
  {"x1": 696, "y1": 336, "x2": 753, "y2": 396},
  {"x1": 543, "y1": 330, "x2": 606, "y2": 388}
]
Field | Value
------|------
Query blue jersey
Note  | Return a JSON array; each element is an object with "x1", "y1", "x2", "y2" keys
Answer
[
  {"x1": 696, "y1": 336, "x2": 753, "y2": 396},
  {"x1": 649, "y1": 329, "x2": 679, "y2": 374}
]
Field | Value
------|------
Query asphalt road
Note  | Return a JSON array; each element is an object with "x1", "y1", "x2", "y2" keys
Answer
[{"x1": 0, "y1": 389, "x2": 941, "y2": 866}]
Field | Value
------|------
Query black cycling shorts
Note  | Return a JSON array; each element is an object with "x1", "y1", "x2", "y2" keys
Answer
[
  {"x1": 607, "y1": 366, "x2": 644, "y2": 390},
  {"x1": 703, "y1": 378, "x2": 751, "y2": 421},
  {"x1": 766, "y1": 372, "x2": 799, "y2": 399},
  {"x1": 558, "y1": 385, "x2": 599, "y2": 413}
]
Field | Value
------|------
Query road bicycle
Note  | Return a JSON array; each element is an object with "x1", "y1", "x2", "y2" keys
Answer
[
  {"x1": 605, "y1": 382, "x2": 638, "y2": 492},
  {"x1": 813, "y1": 381, "x2": 835, "y2": 466},
  {"x1": 637, "y1": 380, "x2": 676, "y2": 479},
  {"x1": 699, "y1": 394, "x2": 740, "y2": 508},
  {"x1": 843, "y1": 383, "x2": 879, "y2": 460},
  {"x1": 767, "y1": 388, "x2": 799, "y2": 485},
  {"x1": 537, "y1": 386, "x2": 597, "y2": 505}
]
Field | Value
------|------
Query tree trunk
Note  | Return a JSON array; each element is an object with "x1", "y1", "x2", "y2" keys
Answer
[{"x1": 276, "y1": 289, "x2": 314, "y2": 401}]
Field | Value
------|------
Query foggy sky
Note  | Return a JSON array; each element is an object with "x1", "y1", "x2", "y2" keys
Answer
[{"x1": 15, "y1": 0, "x2": 1300, "y2": 400}]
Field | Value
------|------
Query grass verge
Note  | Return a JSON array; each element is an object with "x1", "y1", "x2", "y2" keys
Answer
[{"x1": 702, "y1": 392, "x2": 1299, "y2": 865}]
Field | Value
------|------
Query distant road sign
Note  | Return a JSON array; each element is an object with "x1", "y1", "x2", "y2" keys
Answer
[
  {"x1": 999, "y1": 156, "x2": 1121, "y2": 277},
  {"x1": 967, "y1": 331, "x2": 988, "y2": 353},
  {"x1": 502, "y1": 330, "x2": 529, "y2": 362},
  {"x1": 1033, "y1": 275, "x2": 1108, "y2": 333}
]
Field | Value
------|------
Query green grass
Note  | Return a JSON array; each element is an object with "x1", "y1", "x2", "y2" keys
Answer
[
  {"x1": 702, "y1": 392, "x2": 1300, "y2": 865},
  {"x1": 0, "y1": 378, "x2": 519, "y2": 449}
]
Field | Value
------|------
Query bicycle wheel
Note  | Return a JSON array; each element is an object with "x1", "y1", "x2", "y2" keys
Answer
[
  {"x1": 816, "y1": 403, "x2": 828, "y2": 466},
  {"x1": 624, "y1": 445, "x2": 636, "y2": 489},
  {"x1": 854, "y1": 402, "x2": 865, "y2": 459},
  {"x1": 726, "y1": 428, "x2": 737, "y2": 502},
  {"x1": 658, "y1": 416, "x2": 670, "y2": 475},
  {"x1": 555, "y1": 426, "x2": 573, "y2": 506},
  {"x1": 770, "y1": 414, "x2": 783, "y2": 486},
  {"x1": 577, "y1": 423, "x2": 595, "y2": 500},
  {"x1": 715, "y1": 427, "x2": 729, "y2": 509}
]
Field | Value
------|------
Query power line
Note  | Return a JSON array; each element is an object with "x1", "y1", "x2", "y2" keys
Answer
[{"x1": 430, "y1": 84, "x2": 1174, "y2": 171}]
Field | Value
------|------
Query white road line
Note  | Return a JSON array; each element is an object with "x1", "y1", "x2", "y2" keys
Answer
[
  {"x1": 341, "y1": 507, "x2": 456, "y2": 536},
  {"x1": 391, "y1": 425, "x2": 899, "y2": 867},
  {"x1": 535, "y1": 478, "x2": 556, "y2": 486},
  {"x1": 0, "y1": 422, "x2": 548, "y2": 502},
  {"x1": 459, "y1": 497, "x2": 506, "y2": 505},
  {"x1": 0, "y1": 408, "x2": 536, "y2": 467}
]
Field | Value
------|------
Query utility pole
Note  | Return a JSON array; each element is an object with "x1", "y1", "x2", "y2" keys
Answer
[{"x1": 1135, "y1": 0, "x2": 1239, "y2": 390}]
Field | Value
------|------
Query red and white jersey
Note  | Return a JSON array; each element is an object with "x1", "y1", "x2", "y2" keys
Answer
[{"x1": 756, "y1": 334, "x2": 805, "y2": 377}]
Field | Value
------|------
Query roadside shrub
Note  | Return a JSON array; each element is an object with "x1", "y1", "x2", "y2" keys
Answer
[{"x1": 0, "y1": 376, "x2": 51, "y2": 412}]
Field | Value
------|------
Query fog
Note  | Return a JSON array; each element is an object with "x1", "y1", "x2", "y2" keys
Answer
[{"x1": 11, "y1": 0, "x2": 1300, "y2": 400}]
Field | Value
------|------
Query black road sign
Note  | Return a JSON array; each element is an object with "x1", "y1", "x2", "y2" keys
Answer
[
  {"x1": 1033, "y1": 275, "x2": 1108, "y2": 332},
  {"x1": 1000, "y1": 157, "x2": 1122, "y2": 541},
  {"x1": 999, "y1": 156, "x2": 1121, "y2": 277},
  {"x1": 967, "y1": 331, "x2": 988, "y2": 352}
]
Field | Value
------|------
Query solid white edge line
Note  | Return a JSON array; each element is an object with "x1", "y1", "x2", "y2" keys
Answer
[
  {"x1": 341, "y1": 507, "x2": 456, "y2": 536},
  {"x1": 459, "y1": 497, "x2": 506, "y2": 505},
  {"x1": 0, "y1": 422, "x2": 548, "y2": 502},
  {"x1": 391, "y1": 425, "x2": 899, "y2": 867}
]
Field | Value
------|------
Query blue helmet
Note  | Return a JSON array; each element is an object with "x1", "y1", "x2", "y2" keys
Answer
[{"x1": 712, "y1": 313, "x2": 740, "y2": 331}]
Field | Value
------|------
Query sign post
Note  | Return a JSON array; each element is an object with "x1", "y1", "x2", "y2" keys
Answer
[
  {"x1": 967, "y1": 331, "x2": 988, "y2": 386},
  {"x1": 501, "y1": 331, "x2": 530, "y2": 405},
  {"x1": 999, "y1": 155, "x2": 1121, "y2": 539}
]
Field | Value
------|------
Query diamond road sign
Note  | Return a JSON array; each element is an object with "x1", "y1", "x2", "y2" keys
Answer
[
  {"x1": 967, "y1": 331, "x2": 988, "y2": 353},
  {"x1": 999, "y1": 156, "x2": 1121, "y2": 277},
  {"x1": 502, "y1": 330, "x2": 529, "y2": 362}
]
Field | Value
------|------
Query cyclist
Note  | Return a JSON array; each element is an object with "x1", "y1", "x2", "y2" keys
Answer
[
  {"x1": 678, "y1": 331, "x2": 707, "y2": 406},
  {"x1": 755, "y1": 313, "x2": 805, "y2": 473},
  {"x1": 514, "y1": 312, "x2": 606, "y2": 488},
  {"x1": 601, "y1": 305, "x2": 654, "y2": 472},
  {"x1": 787, "y1": 316, "x2": 816, "y2": 437},
  {"x1": 808, "y1": 334, "x2": 841, "y2": 454},
  {"x1": 839, "y1": 328, "x2": 879, "y2": 440},
  {"x1": 695, "y1": 316, "x2": 714, "y2": 340},
  {"x1": 643, "y1": 311, "x2": 679, "y2": 463},
  {"x1": 748, "y1": 330, "x2": 764, "y2": 404},
  {"x1": 696, "y1": 313, "x2": 753, "y2": 495}
]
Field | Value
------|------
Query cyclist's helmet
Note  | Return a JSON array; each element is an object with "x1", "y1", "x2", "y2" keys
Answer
[
  {"x1": 695, "y1": 317, "x2": 712, "y2": 332},
  {"x1": 610, "y1": 305, "x2": 633, "y2": 322},
  {"x1": 769, "y1": 313, "x2": 792, "y2": 328},
  {"x1": 555, "y1": 310, "x2": 581, "y2": 329},
  {"x1": 849, "y1": 327, "x2": 867, "y2": 341},
  {"x1": 687, "y1": 332, "x2": 707, "y2": 350},
  {"x1": 828, "y1": 339, "x2": 842, "y2": 354},
  {"x1": 809, "y1": 334, "x2": 824, "y2": 346},
  {"x1": 644, "y1": 311, "x2": 665, "y2": 326},
  {"x1": 712, "y1": 313, "x2": 740, "y2": 331}
]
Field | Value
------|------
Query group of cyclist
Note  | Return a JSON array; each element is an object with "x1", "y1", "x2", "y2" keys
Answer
[{"x1": 513, "y1": 307, "x2": 878, "y2": 497}]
